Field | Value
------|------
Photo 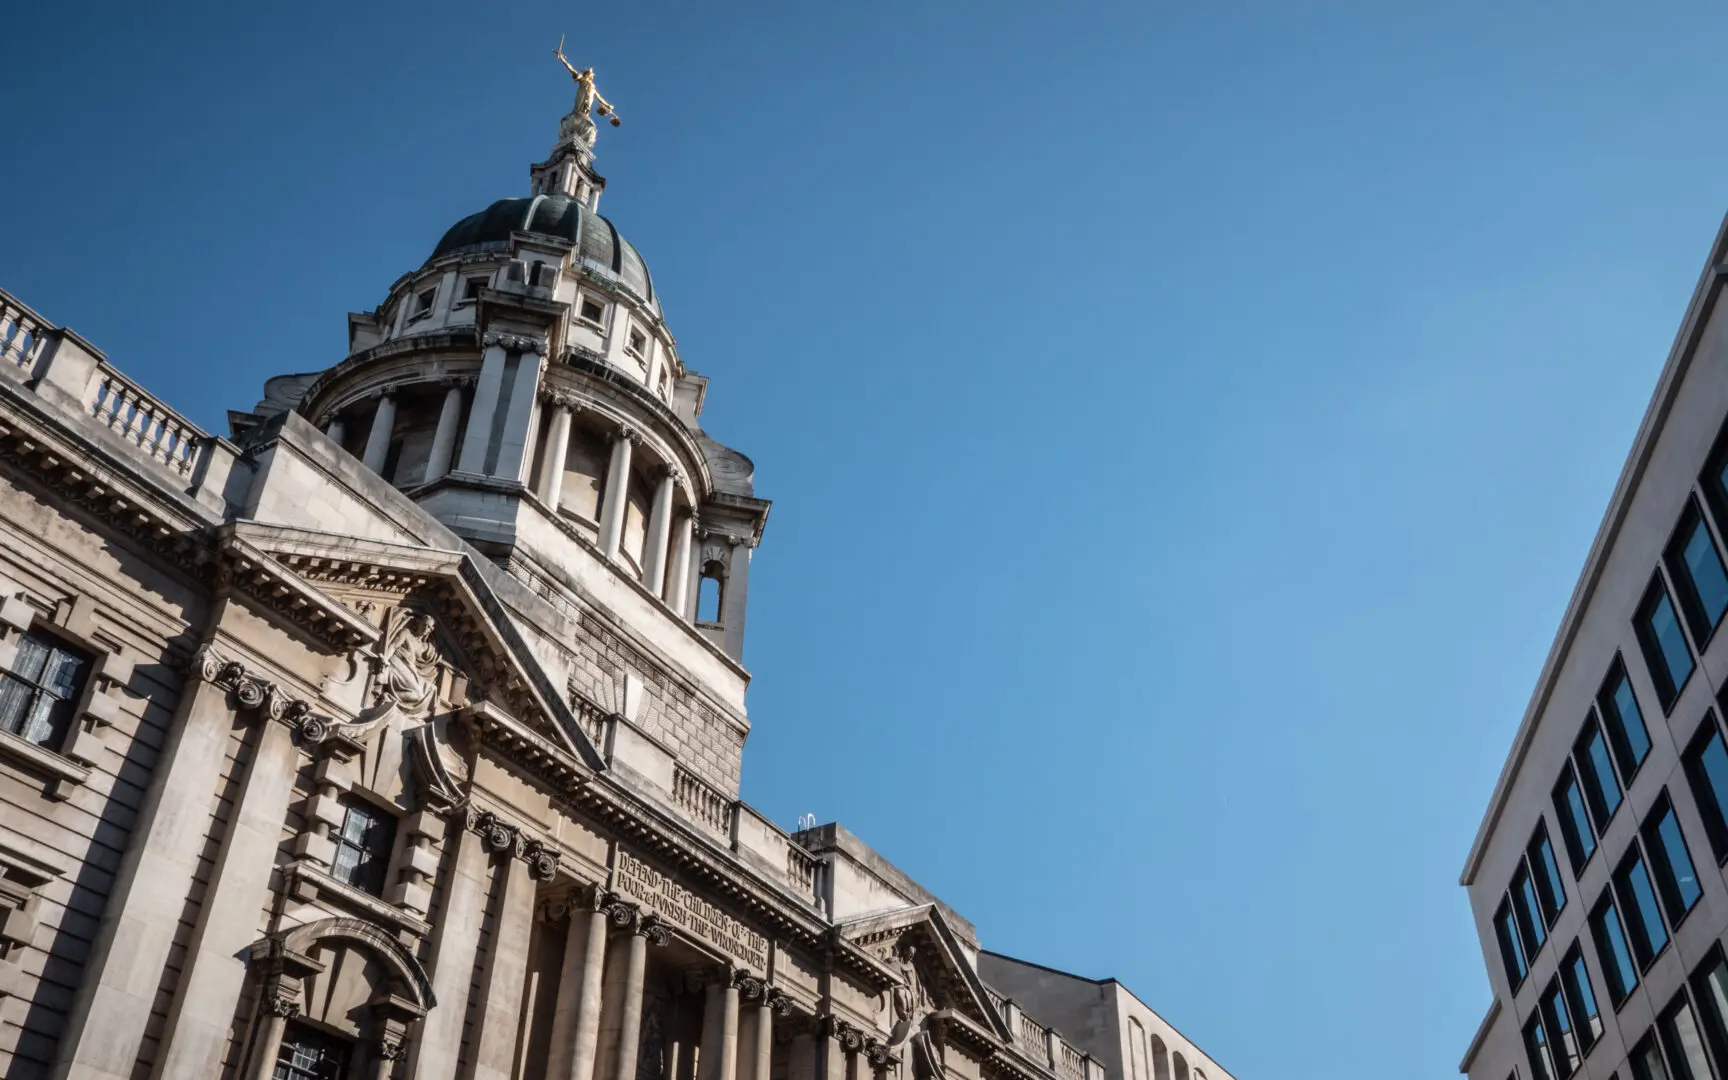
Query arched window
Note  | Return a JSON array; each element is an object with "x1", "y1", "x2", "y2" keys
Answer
[
  {"x1": 697, "y1": 561, "x2": 725, "y2": 624},
  {"x1": 1151, "y1": 1037, "x2": 1171, "y2": 1080},
  {"x1": 1128, "y1": 1019, "x2": 1148, "y2": 1080},
  {"x1": 1172, "y1": 1053, "x2": 1189, "y2": 1080}
]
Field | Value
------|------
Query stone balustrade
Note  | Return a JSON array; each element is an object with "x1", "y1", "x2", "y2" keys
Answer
[
  {"x1": 672, "y1": 762, "x2": 731, "y2": 837},
  {"x1": 988, "y1": 993, "x2": 1099, "y2": 1080},
  {"x1": 0, "y1": 295, "x2": 47, "y2": 372},
  {"x1": 89, "y1": 366, "x2": 205, "y2": 477},
  {"x1": 785, "y1": 842, "x2": 817, "y2": 896}
]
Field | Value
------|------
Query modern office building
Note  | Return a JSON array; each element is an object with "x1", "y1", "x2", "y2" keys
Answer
[
  {"x1": 0, "y1": 64, "x2": 1232, "y2": 1080},
  {"x1": 1461, "y1": 216, "x2": 1728, "y2": 1080}
]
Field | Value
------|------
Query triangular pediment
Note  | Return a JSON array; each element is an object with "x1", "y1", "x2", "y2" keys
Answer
[
  {"x1": 217, "y1": 521, "x2": 608, "y2": 781},
  {"x1": 840, "y1": 904, "x2": 1009, "y2": 1041}
]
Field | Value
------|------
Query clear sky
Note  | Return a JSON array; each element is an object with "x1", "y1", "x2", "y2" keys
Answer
[{"x1": 8, "y1": 2, "x2": 1728, "y2": 1077}]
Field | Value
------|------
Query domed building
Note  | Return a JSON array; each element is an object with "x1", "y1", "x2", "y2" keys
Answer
[{"x1": 0, "y1": 65, "x2": 1234, "y2": 1080}]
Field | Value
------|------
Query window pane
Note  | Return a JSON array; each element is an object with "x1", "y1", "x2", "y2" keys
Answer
[
  {"x1": 1603, "y1": 666, "x2": 1654, "y2": 773},
  {"x1": 1563, "y1": 949, "x2": 1603, "y2": 1048},
  {"x1": 330, "y1": 841, "x2": 360, "y2": 886},
  {"x1": 9, "y1": 635, "x2": 48, "y2": 682},
  {"x1": 1685, "y1": 724, "x2": 1728, "y2": 862},
  {"x1": 1620, "y1": 856, "x2": 1671, "y2": 966},
  {"x1": 1661, "y1": 998, "x2": 1715, "y2": 1080},
  {"x1": 0, "y1": 676, "x2": 35, "y2": 736},
  {"x1": 1530, "y1": 828, "x2": 1568, "y2": 924},
  {"x1": 1648, "y1": 804, "x2": 1704, "y2": 918},
  {"x1": 1526, "y1": 1014, "x2": 1558, "y2": 1080},
  {"x1": 1633, "y1": 1037, "x2": 1673, "y2": 1080},
  {"x1": 1696, "y1": 953, "x2": 1728, "y2": 1072},
  {"x1": 1514, "y1": 866, "x2": 1549, "y2": 952},
  {"x1": 1640, "y1": 583, "x2": 1696, "y2": 707},
  {"x1": 1580, "y1": 724, "x2": 1624, "y2": 826},
  {"x1": 1556, "y1": 769, "x2": 1599, "y2": 870},
  {"x1": 1594, "y1": 897, "x2": 1640, "y2": 1002},
  {"x1": 1681, "y1": 516, "x2": 1728, "y2": 632},
  {"x1": 1497, "y1": 899, "x2": 1529, "y2": 986},
  {"x1": 19, "y1": 692, "x2": 66, "y2": 746},
  {"x1": 1544, "y1": 981, "x2": 1582, "y2": 1077}
]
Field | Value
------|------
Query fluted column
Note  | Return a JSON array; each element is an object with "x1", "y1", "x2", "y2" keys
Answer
[
  {"x1": 598, "y1": 426, "x2": 638, "y2": 561},
  {"x1": 425, "y1": 378, "x2": 468, "y2": 483},
  {"x1": 547, "y1": 888, "x2": 611, "y2": 1080},
  {"x1": 537, "y1": 393, "x2": 578, "y2": 511},
  {"x1": 361, "y1": 390, "x2": 398, "y2": 473},
  {"x1": 610, "y1": 914, "x2": 666, "y2": 1080},
  {"x1": 665, "y1": 512, "x2": 694, "y2": 616},
  {"x1": 643, "y1": 468, "x2": 680, "y2": 598}
]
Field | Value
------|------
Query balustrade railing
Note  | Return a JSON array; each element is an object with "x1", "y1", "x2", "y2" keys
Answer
[
  {"x1": 786, "y1": 842, "x2": 817, "y2": 896},
  {"x1": 1018, "y1": 1011, "x2": 1051, "y2": 1059},
  {"x1": 1058, "y1": 1043, "x2": 1087, "y2": 1080},
  {"x1": 89, "y1": 366, "x2": 206, "y2": 477},
  {"x1": 672, "y1": 763, "x2": 732, "y2": 838},
  {"x1": 0, "y1": 296, "x2": 46, "y2": 372}
]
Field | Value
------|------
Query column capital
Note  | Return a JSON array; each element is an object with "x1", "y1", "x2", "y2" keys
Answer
[
  {"x1": 635, "y1": 914, "x2": 672, "y2": 947},
  {"x1": 365, "y1": 385, "x2": 397, "y2": 403},
  {"x1": 539, "y1": 386, "x2": 582, "y2": 410},
  {"x1": 660, "y1": 464, "x2": 685, "y2": 486},
  {"x1": 481, "y1": 329, "x2": 549, "y2": 355},
  {"x1": 440, "y1": 373, "x2": 476, "y2": 390},
  {"x1": 262, "y1": 986, "x2": 301, "y2": 1019},
  {"x1": 732, "y1": 970, "x2": 766, "y2": 1001},
  {"x1": 617, "y1": 424, "x2": 642, "y2": 445},
  {"x1": 766, "y1": 988, "x2": 795, "y2": 1017}
]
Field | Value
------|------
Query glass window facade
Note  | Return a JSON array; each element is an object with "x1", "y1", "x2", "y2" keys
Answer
[
  {"x1": 1542, "y1": 978, "x2": 1583, "y2": 1078},
  {"x1": 1496, "y1": 898, "x2": 1529, "y2": 988},
  {"x1": 1667, "y1": 501, "x2": 1728, "y2": 643},
  {"x1": 1686, "y1": 719, "x2": 1728, "y2": 862},
  {"x1": 1659, "y1": 995, "x2": 1716, "y2": 1080},
  {"x1": 1578, "y1": 720, "x2": 1625, "y2": 829},
  {"x1": 1561, "y1": 946, "x2": 1603, "y2": 1051},
  {"x1": 1513, "y1": 865, "x2": 1549, "y2": 953},
  {"x1": 1555, "y1": 765, "x2": 1599, "y2": 872},
  {"x1": 1617, "y1": 853, "x2": 1671, "y2": 967},
  {"x1": 1527, "y1": 1012, "x2": 1559, "y2": 1080},
  {"x1": 1601, "y1": 662, "x2": 1654, "y2": 777},
  {"x1": 1632, "y1": 1034, "x2": 1674, "y2": 1080},
  {"x1": 274, "y1": 1021, "x2": 349, "y2": 1080},
  {"x1": 1638, "y1": 578, "x2": 1696, "y2": 710},
  {"x1": 1593, "y1": 894, "x2": 1641, "y2": 1004},
  {"x1": 1529, "y1": 826, "x2": 1568, "y2": 925},
  {"x1": 1644, "y1": 798, "x2": 1703, "y2": 921}
]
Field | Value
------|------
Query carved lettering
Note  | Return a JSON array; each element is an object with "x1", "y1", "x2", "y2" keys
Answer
[{"x1": 614, "y1": 850, "x2": 767, "y2": 970}]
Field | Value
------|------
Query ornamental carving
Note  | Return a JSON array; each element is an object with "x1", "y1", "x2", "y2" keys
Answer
[
  {"x1": 378, "y1": 1036, "x2": 408, "y2": 1061},
  {"x1": 637, "y1": 915, "x2": 671, "y2": 947},
  {"x1": 263, "y1": 990, "x2": 301, "y2": 1019},
  {"x1": 356, "y1": 609, "x2": 441, "y2": 731},
  {"x1": 767, "y1": 989, "x2": 794, "y2": 1018},
  {"x1": 193, "y1": 647, "x2": 331, "y2": 748},
  {"x1": 482, "y1": 330, "x2": 549, "y2": 355},
  {"x1": 521, "y1": 838, "x2": 561, "y2": 882},
  {"x1": 733, "y1": 971, "x2": 765, "y2": 1002}
]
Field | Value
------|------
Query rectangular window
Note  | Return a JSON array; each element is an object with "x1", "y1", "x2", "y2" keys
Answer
[
  {"x1": 1527, "y1": 1011, "x2": 1560, "y2": 1080},
  {"x1": 1644, "y1": 796, "x2": 1704, "y2": 922},
  {"x1": 626, "y1": 326, "x2": 647, "y2": 359},
  {"x1": 1669, "y1": 500, "x2": 1728, "y2": 643},
  {"x1": 1496, "y1": 897, "x2": 1529, "y2": 988},
  {"x1": 579, "y1": 296, "x2": 606, "y2": 326},
  {"x1": 1616, "y1": 851, "x2": 1671, "y2": 968},
  {"x1": 1529, "y1": 824, "x2": 1568, "y2": 926},
  {"x1": 462, "y1": 275, "x2": 488, "y2": 302},
  {"x1": 411, "y1": 286, "x2": 436, "y2": 319},
  {"x1": 1512, "y1": 864, "x2": 1549, "y2": 954},
  {"x1": 1687, "y1": 717, "x2": 1728, "y2": 862},
  {"x1": 1542, "y1": 978, "x2": 1583, "y2": 1078},
  {"x1": 1632, "y1": 1033, "x2": 1674, "y2": 1080},
  {"x1": 1561, "y1": 945, "x2": 1603, "y2": 1052},
  {"x1": 0, "y1": 631, "x2": 89, "y2": 748},
  {"x1": 1555, "y1": 765, "x2": 1599, "y2": 872},
  {"x1": 329, "y1": 798, "x2": 396, "y2": 896},
  {"x1": 274, "y1": 1020, "x2": 351, "y2": 1080},
  {"x1": 1638, "y1": 576, "x2": 1696, "y2": 711},
  {"x1": 1593, "y1": 892, "x2": 1641, "y2": 1004},
  {"x1": 1659, "y1": 994, "x2": 1717, "y2": 1080},
  {"x1": 1600, "y1": 659, "x2": 1653, "y2": 778},
  {"x1": 1691, "y1": 947, "x2": 1728, "y2": 1075},
  {"x1": 1577, "y1": 718, "x2": 1625, "y2": 830}
]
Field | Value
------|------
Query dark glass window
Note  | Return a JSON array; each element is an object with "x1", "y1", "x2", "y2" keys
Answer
[
  {"x1": 1601, "y1": 661, "x2": 1653, "y2": 777},
  {"x1": 1632, "y1": 1033, "x2": 1674, "y2": 1080},
  {"x1": 329, "y1": 799, "x2": 396, "y2": 896},
  {"x1": 274, "y1": 1021, "x2": 349, "y2": 1080},
  {"x1": 1592, "y1": 893, "x2": 1641, "y2": 1004},
  {"x1": 1668, "y1": 501, "x2": 1728, "y2": 643},
  {"x1": 1638, "y1": 577, "x2": 1696, "y2": 711},
  {"x1": 1496, "y1": 897, "x2": 1529, "y2": 988},
  {"x1": 0, "y1": 631, "x2": 89, "y2": 748},
  {"x1": 1644, "y1": 797, "x2": 1704, "y2": 921},
  {"x1": 1555, "y1": 765, "x2": 1599, "y2": 872},
  {"x1": 1577, "y1": 719, "x2": 1625, "y2": 829},
  {"x1": 1529, "y1": 825, "x2": 1568, "y2": 925},
  {"x1": 1617, "y1": 852, "x2": 1671, "y2": 967},
  {"x1": 1659, "y1": 994, "x2": 1716, "y2": 1080},
  {"x1": 1512, "y1": 864, "x2": 1549, "y2": 953},
  {"x1": 1691, "y1": 948, "x2": 1728, "y2": 1074},
  {"x1": 1527, "y1": 1012, "x2": 1559, "y2": 1080},
  {"x1": 463, "y1": 276, "x2": 487, "y2": 301},
  {"x1": 1561, "y1": 946, "x2": 1603, "y2": 1051},
  {"x1": 1542, "y1": 978, "x2": 1583, "y2": 1078},
  {"x1": 1686, "y1": 718, "x2": 1728, "y2": 862}
]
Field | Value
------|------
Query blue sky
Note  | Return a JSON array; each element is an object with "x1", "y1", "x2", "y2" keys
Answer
[{"x1": 8, "y1": 2, "x2": 1728, "y2": 1077}]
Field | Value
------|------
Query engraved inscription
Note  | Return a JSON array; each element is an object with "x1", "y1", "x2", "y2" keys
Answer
[{"x1": 615, "y1": 850, "x2": 768, "y2": 970}]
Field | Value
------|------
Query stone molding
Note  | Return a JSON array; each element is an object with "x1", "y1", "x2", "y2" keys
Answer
[
  {"x1": 459, "y1": 805, "x2": 562, "y2": 882},
  {"x1": 481, "y1": 330, "x2": 549, "y2": 355},
  {"x1": 191, "y1": 645, "x2": 345, "y2": 752}
]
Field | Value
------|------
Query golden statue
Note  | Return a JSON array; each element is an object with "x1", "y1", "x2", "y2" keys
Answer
[{"x1": 555, "y1": 35, "x2": 620, "y2": 139}]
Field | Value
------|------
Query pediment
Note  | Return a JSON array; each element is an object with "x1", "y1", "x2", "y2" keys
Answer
[
  {"x1": 840, "y1": 904, "x2": 1008, "y2": 1041},
  {"x1": 216, "y1": 522, "x2": 608, "y2": 782}
]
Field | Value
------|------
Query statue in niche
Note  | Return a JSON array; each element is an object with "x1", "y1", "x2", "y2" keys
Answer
[
  {"x1": 886, "y1": 938, "x2": 947, "y2": 1080},
  {"x1": 357, "y1": 609, "x2": 441, "y2": 730}
]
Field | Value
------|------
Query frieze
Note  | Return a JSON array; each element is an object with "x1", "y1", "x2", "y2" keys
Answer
[{"x1": 613, "y1": 849, "x2": 768, "y2": 970}]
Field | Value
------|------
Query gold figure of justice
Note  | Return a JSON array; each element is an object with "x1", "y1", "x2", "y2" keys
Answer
[{"x1": 555, "y1": 36, "x2": 621, "y2": 128}]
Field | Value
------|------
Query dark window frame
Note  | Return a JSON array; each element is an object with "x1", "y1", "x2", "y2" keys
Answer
[
  {"x1": 1554, "y1": 763, "x2": 1600, "y2": 874},
  {"x1": 1659, "y1": 989, "x2": 1719, "y2": 1080},
  {"x1": 1666, "y1": 497, "x2": 1728, "y2": 649},
  {"x1": 1528, "y1": 821, "x2": 1569, "y2": 927},
  {"x1": 0, "y1": 626, "x2": 91, "y2": 751},
  {"x1": 1527, "y1": 1008, "x2": 1561, "y2": 1080},
  {"x1": 1575, "y1": 713, "x2": 1626, "y2": 833},
  {"x1": 1630, "y1": 1031, "x2": 1671, "y2": 1080},
  {"x1": 328, "y1": 795, "x2": 397, "y2": 898},
  {"x1": 1599, "y1": 656, "x2": 1654, "y2": 782},
  {"x1": 1540, "y1": 975, "x2": 1583, "y2": 1079},
  {"x1": 1591, "y1": 889, "x2": 1641, "y2": 1008},
  {"x1": 1683, "y1": 712, "x2": 1728, "y2": 865},
  {"x1": 1688, "y1": 944, "x2": 1728, "y2": 1080},
  {"x1": 1636, "y1": 573, "x2": 1697, "y2": 714},
  {"x1": 1614, "y1": 847, "x2": 1672, "y2": 971},
  {"x1": 1559, "y1": 943, "x2": 1603, "y2": 1057},
  {"x1": 1642, "y1": 792, "x2": 1705, "y2": 927},
  {"x1": 1496, "y1": 895, "x2": 1530, "y2": 990}
]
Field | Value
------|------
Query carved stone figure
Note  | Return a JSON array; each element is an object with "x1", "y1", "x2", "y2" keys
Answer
[
  {"x1": 358, "y1": 609, "x2": 440, "y2": 730},
  {"x1": 555, "y1": 37, "x2": 621, "y2": 146}
]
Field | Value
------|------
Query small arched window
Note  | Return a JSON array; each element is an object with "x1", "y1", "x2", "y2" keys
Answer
[{"x1": 697, "y1": 561, "x2": 725, "y2": 624}]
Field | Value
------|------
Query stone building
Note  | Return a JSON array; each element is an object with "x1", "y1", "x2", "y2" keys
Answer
[
  {"x1": 0, "y1": 72, "x2": 1231, "y2": 1080},
  {"x1": 1461, "y1": 212, "x2": 1728, "y2": 1080}
]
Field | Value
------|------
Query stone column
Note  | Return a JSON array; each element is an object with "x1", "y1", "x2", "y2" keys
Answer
[
  {"x1": 50, "y1": 654, "x2": 238, "y2": 1080},
  {"x1": 425, "y1": 378, "x2": 467, "y2": 483},
  {"x1": 325, "y1": 415, "x2": 347, "y2": 447},
  {"x1": 735, "y1": 983, "x2": 778, "y2": 1080},
  {"x1": 610, "y1": 914, "x2": 667, "y2": 1080},
  {"x1": 598, "y1": 427, "x2": 637, "y2": 561},
  {"x1": 457, "y1": 337, "x2": 510, "y2": 474},
  {"x1": 239, "y1": 989, "x2": 299, "y2": 1080},
  {"x1": 788, "y1": 1028, "x2": 817, "y2": 1080},
  {"x1": 495, "y1": 344, "x2": 548, "y2": 482},
  {"x1": 153, "y1": 714, "x2": 302, "y2": 1079},
  {"x1": 537, "y1": 394, "x2": 577, "y2": 511},
  {"x1": 408, "y1": 822, "x2": 491, "y2": 1080},
  {"x1": 721, "y1": 535, "x2": 753, "y2": 659},
  {"x1": 642, "y1": 468, "x2": 680, "y2": 598},
  {"x1": 698, "y1": 972, "x2": 740, "y2": 1080},
  {"x1": 665, "y1": 512, "x2": 694, "y2": 616},
  {"x1": 547, "y1": 889, "x2": 611, "y2": 1080},
  {"x1": 361, "y1": 390, "x2": 398, "y2": 473},
  {"x1": 471, "y1": 843, "x2": 543, "y2": 1080}
]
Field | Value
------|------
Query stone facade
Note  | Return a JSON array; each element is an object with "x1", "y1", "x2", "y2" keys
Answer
[
  {"x1": 0, "y1": 84, "x2": 1178, "y2": 1080},
  {"x1": 1462, "y1": 212, "x2": 1728, "y2": 1080}
]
